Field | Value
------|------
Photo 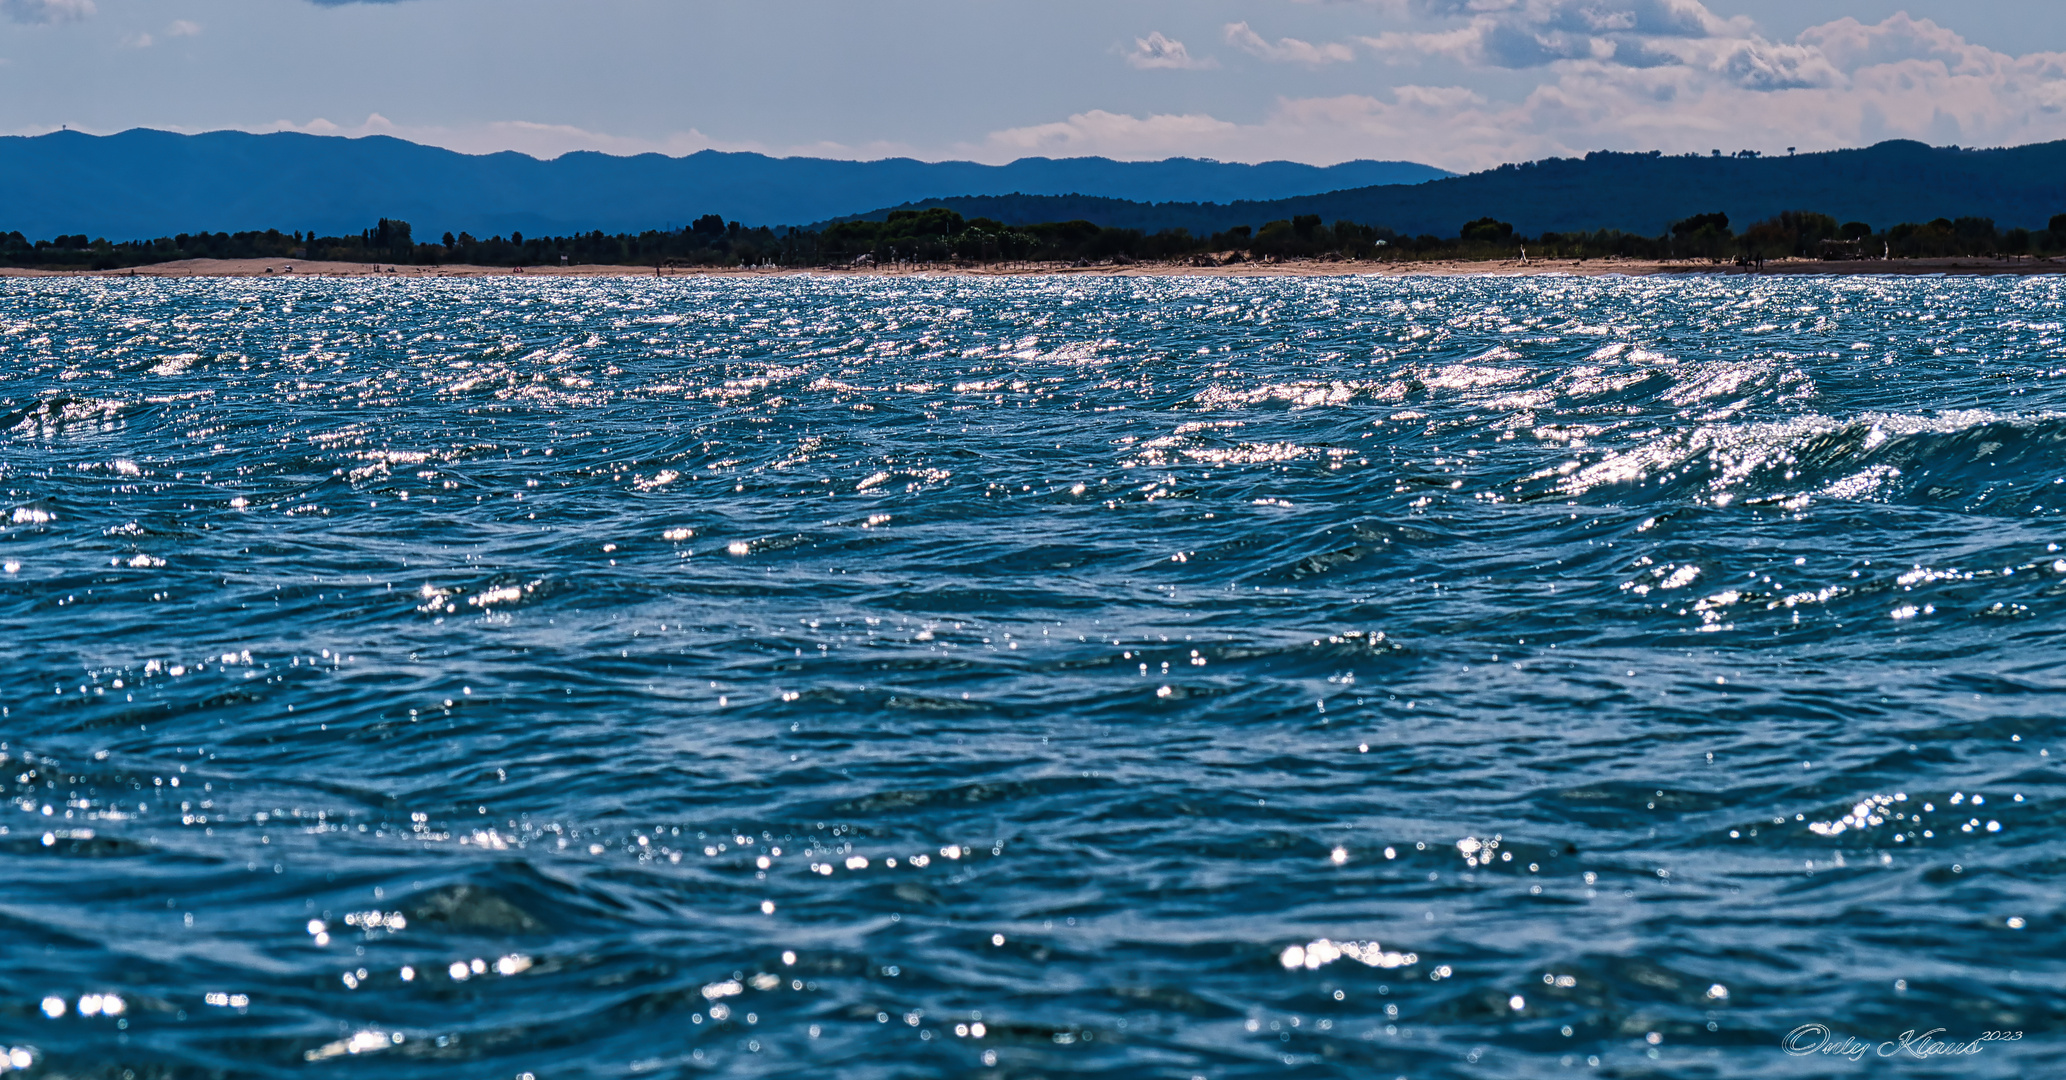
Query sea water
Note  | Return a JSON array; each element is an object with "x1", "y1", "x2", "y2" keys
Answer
[{"x1": 0, "y1": 274, "x2": 2058, "y2": 1077}]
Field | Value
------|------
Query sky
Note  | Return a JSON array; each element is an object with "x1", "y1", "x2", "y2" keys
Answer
[{"x1": 2, "y1": 1, "x2": 2064, "y2": 171}]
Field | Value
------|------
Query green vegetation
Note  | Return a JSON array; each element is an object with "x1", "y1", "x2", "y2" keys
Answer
[
  {"x1": 0, "y1": 218, "x2": 797, "y2": 272},
  {"x1": 5, "y1": 206, "x2": 2065, "y2": 273}
]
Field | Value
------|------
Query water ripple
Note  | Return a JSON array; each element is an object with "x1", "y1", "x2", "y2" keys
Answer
[{"x1": 0, "y1": 273, "x2": 2060, "y2": 1077}]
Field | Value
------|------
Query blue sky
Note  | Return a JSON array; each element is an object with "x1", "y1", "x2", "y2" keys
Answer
[{"x1": 2, "y1": 1, "x2": 2063, "y2": 170}]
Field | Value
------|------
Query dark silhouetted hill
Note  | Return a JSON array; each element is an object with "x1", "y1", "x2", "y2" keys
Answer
[
  {"x1": 837, "y1": 141, "x2": 2066, "y2": 236},
  {"x1": 0, "y1": 128, "x2": 1449, "y2": 239}
]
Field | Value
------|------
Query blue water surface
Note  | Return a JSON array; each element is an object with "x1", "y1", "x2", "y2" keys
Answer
[{"x1": 0, "y1": 273, "x2": 2061, "y2": 1078}]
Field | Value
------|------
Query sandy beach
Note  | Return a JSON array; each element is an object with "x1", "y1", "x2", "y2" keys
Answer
[{"x1": 3, "y1": 255, "x2": 2063, "y2": 280}]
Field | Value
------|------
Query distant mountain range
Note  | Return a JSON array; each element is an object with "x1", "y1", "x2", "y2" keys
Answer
[
  {"x1": 0, "y1": 128, "x2": 1449, "y2": 240},
  {"x1": 841, "y1": 140, "x2": 2066, "y2": 237},
  {"x1": 9, "y1": 130, "x2": 2062, "y2": 245}
]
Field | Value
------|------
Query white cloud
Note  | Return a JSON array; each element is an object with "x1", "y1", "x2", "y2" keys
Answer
[
  {"x1": 123, "y1": 19, "x2": 200, "y2": 48},
  {"x1": 1359, "y1": 25, "x2": 1494, "y2": 66},
  {"x1": 1361, "y1": 0, "x2": 1743, "y2": 70},
  {"x1": 1355, "y1": 0, "x2": 2019, "y2": 102},
  {"x1": 973, "y1": 15, "x2": 2066, "y2": 172},
  {"x1": 1713, "y1": 39, "x2": 1840, "y2": 91},
  {"x1": 1, "y1": 0, "x2": 94, "y2": 25},
  {"x1": 1126, "y1": 31, "x2": 1213, "y2": 70},
  {"x1": 980, "y1": 109, "x2": 1242, "y2": 160},
  {"x1": 1398, "y1": 0, "x2": 1738, "y2": 41},
  {"x1": 1224, "y1": 22, "x2": 1356, "y2": 66},
  {"x1": 1801, "y1": 13, "x2": 2003, "y2": 76}
]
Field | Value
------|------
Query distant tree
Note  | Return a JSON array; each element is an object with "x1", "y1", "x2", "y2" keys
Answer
[
  {"x1": 1951, "y1": 216, "x2": 1997, "y2": 242},
  {"x1": 1736, "y1": 212, "x2": 1830, "y2": 259},
  {"x1": 1329, "y1": 219, "x2": 1392, "y2": 258},
  {"x1": 1085, "y1": 226, "x2": 1145, "y2": 260},
  {"x1": 1460, "y1": 217, "x2": 1514, "y2": 243},
  {"x1": 1741, "y1": 218, "x2": 1792, "y2": 259},
  {"x1": 1781, "y1": 212, "x2": 1839, "y2": 246},
  {"x1": 1670, "y1": 212, "x2": 1732, "y2": 260},
  {"x1": 1251, "y1": 220, "x2": 1298, "y2": 257},
  {"x1": 1840, "y1": 221, "x2": 1873, "y2": 240},
  {"x1": 882, "y1": 208, "x2": 964, "y2": 238},
  {"x1": 1244, "y1": 215, "x2": 1339, "y2": 258},
  {"x1": 372, "y1": 218, "x2": 413, "y2": 256},
  {"x1": 2050, "y1": 213, "x2": 2066, "y2": 236},
  {"x1": 1888, "y1": 220, "x2": 1958, "y2": 257},
  {"x1": 1670, "y1": 212, "x2": 1730, "y2": 237}
]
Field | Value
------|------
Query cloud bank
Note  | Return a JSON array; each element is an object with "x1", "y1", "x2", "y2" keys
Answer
[{"x1": 1039, "y1": 7, "x2": 2066, "y2": 170}]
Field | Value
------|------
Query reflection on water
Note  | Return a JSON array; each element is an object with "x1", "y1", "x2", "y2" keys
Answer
[{"x1": 0, "y1": 273, "x2": 2060, "y2": 1077}]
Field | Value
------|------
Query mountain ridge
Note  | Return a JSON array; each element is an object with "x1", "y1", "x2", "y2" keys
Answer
[
  {"x1": 0, "y1": 128, "x2": 1448, "y2": 239},
  {"x1": 833, "y1": 140, "x2": 2066, "y2": 238}
]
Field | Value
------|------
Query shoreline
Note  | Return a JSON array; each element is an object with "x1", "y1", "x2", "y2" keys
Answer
[{"x1": 3, "y1": 255, "x2": 2064, "y2": 280}]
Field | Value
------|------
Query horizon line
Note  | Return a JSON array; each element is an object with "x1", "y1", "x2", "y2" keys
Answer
[
  {"x1": 11, "y1": 124, "x2": 1469, "y2": 173},
  {"x1": 7, "y1": 123, "x2": 2043, "y2": 177}
]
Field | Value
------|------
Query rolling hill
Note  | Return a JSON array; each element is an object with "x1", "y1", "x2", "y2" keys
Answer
[{"x1": 838, "y1": 140, "x2": 2066, "y2": 238}]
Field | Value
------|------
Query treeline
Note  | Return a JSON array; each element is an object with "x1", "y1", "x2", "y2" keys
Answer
[
  {"x1": 6, "y1": 207, "x2": 2066, "y2": 271},
  {"x1": 1625, "y1": 210, "x2": 2066, "y2": 262},
  {"x1": 0, "y1": 215, "x2": 798, "y2": 271}
]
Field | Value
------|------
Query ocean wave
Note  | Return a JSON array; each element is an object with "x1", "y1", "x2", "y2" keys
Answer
[{"x1": 1518, "y1": 410, "x2": 2066, "y2": 514}]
